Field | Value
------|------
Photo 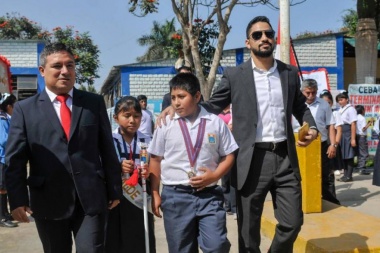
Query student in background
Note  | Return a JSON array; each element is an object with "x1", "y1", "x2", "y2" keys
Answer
[
  {"x1": 320, "y1": 90, "x2": 344, "y2": 177},
  {"x1": 336, "y1": 91, "x2": 357, "y2": 182},
  {"x1": 355, "y1": 105, "x2": 371, "y2": 175},
  {"x1": 218, "y1": 104, "x2": 236, "y2": 218},
  {"x1": 0, "y1": 93, "x2": 17, "y2": 228},
  {"x1": 137, "y1": 95, "x2": 154, "y2": 138}
]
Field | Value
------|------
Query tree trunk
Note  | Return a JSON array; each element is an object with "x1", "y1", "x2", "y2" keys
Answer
[{"x1": 355, "y1": 18, "x2": 378, "y2": 83}]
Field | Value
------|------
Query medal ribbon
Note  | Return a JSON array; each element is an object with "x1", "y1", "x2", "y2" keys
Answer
[
  {"x1": 178, "y1": 118, "x2": 206, "y2": 170},
  {"x1": 119, "y1": 129, "x2": 138, "y2": 161}
]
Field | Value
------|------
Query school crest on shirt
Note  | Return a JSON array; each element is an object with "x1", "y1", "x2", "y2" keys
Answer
[{"x1": 208, "y1": 133, "x2": 216, "y2": 144}]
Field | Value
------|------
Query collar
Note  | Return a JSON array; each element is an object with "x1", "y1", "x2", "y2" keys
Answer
[
  {"x1": 45, "y1": 88, "x2": 74, "y2": 102},
  {"x1": 251, "y1": 58, "x2": 277, "y2": 73},
  {"x1": 306, "y1": 97, "x2": 321, "y2": 107},
  {"x1": 173, "y1": 105, "x2": 212, "y2": 122}
]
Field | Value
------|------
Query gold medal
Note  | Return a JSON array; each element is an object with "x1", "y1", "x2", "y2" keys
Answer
[{"x1": 188, "y1": 171, "x2": 196, "y2": 179}]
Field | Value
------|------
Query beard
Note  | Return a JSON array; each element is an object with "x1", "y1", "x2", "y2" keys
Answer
[{"x1": 252, "y1": 43, "x2": 274, "y2": 58}]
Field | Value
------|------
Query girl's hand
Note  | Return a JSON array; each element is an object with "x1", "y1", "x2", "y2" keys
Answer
[
  {"x1": 351, "y1": 139, "x2": 357, "y2": 147},
  {"x1": 139, "y1": 163, "x2": 150, "y2": 179},
  {"x1": 121, "y1": 159, "x2": 134, "y2": 174},
  {"x1": 189, "y1": 167, "x2": 216, "y2": 190}
]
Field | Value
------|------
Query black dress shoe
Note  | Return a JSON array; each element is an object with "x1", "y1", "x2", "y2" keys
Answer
[
  {"x1": 0, "y1": 219, "x2": 18, "y2": 228},
  {"x1": 337, "y1": 176, "x2": 347, "y2": 182},
  {"x1": 340, "y1": 177, "x2": 353, "y2": 182},
  {"x1": 5, "y1": 213, "x2": 14, "y2": 221}
]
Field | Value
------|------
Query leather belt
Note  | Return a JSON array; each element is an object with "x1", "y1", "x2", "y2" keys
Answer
[{"x1": 255, "y1": 141, "x2": 287, "y2": 151}]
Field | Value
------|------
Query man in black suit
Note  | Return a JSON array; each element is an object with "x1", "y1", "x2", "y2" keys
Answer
[
  {"x1": 5, "y1": 43, "x2": 122, "y2": 253},
  {"x1": 159, "y1": 16, "x2": 318, "y2": 253}
]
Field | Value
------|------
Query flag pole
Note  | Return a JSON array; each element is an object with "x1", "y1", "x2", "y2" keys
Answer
[{"x1": 290, "y1": 37, "x2": 303, "y2": 81}]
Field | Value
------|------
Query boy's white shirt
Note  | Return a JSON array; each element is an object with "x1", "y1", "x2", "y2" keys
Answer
[
  {"x1": 148, "y1": 106, "x2": 238, "y2": 186},
  {"x1": 356, "y1": 114, "x2": 367, "y2": 135}
]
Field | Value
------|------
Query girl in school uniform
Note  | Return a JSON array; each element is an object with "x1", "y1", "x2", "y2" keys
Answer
[
  {"x1": 105, "y1": 96, "x2": 156, "y2": 253},
  {"x1": 335, "y1": 91, "x2": 357, "y2": 182},
  {"x1": 320, "y1": 90, "x2": 344, "y2": 176}
]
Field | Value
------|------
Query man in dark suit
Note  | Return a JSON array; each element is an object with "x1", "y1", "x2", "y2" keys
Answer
[
  {"x1": 5, "y1": 43, "x2": 122, "y2": 253},
  {"x1": 158, "y1": 16, "x2": 318, "y2": 253}
]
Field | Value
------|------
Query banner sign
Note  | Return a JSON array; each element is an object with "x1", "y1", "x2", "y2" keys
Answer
[
  {"x1": 348, "y1": 84, "x2": 380, "y2": 155},
  {"x1": 0, "y1": 55, "x2": 12, "y2": 93},
  {"x1": 301, "y1": 68, "x2": 330, "y2": 96}
]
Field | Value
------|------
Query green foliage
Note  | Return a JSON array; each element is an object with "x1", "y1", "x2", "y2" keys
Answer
[
  {"x1": 137, "y1": 18, "x2": 178, "y2": 61},
  {"x1": 0, "y1": 13, "x2": 100, "y2": 86},
  {"x1": 342, "y1": 9, "x2": 358, "y2": 37},
  {"x1": 193, "y1": 19, "x2": 219, "y2": 76},
  {"x1": 78, "y1": 84, "x2": 97, "y2": 93},
  {"x1": 128, "y1": 0, "x2": 159, "y2": 17}
]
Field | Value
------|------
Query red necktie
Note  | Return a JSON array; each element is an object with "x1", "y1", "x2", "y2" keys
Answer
[{"x1": 56, "y1": 94, "x2": 71, "y2": 140}]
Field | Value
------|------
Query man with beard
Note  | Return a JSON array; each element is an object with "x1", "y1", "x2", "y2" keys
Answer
[{"x1": 158, "y1": 15, "x2": 318, "y2": 253}]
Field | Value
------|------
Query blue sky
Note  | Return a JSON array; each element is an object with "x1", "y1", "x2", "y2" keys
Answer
[{"x1": 2, "y1": 0, "x2": 356, "y2": 90}]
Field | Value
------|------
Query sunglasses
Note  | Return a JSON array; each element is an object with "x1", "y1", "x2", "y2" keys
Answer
[{"x1": 250, "y1": 30, "x2": 275, "y2": 40}]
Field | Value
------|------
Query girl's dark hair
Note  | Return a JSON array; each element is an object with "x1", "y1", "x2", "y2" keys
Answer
[
  {"x1": 114, "y1": 96, "x2": 142, "y2": 115},
  {"x1": 355, "y1": 105, "x2": 365, "y2": 115},
  {"x1": 319, "y1": 89, "x2": 333, "y2": 102},
  {"x1": 0, "y1": 93, "x2": 17, "y2": 111},
  {"x1": 169, "y1": 72, "x2": 200, "y2": 96},
  {"x1": 335, "y1": 90, "x2": 349, "y2": 103}
]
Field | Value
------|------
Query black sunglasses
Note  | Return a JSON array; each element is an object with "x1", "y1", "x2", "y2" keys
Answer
[{"x1": 250, "y1": 30, "x2": 275, "y2": 40}]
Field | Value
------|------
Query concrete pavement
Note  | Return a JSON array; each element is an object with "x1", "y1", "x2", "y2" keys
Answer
[{"x1": 0, "y1": 170, "x2": 379, "y2": 252}]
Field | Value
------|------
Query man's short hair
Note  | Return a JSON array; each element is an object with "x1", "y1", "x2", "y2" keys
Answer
[
  {"x1": 246, "y1": 16, "x2": 273, "y2": 39},
  {"x1": 39, "y1": 42, "x2": 74, "y2": 67},
  {"x1": 301, "y1": 79, "x2": 318, "y2": 91}
]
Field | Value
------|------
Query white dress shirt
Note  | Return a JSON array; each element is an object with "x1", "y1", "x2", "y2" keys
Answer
[
  {"x1": 45, "y1": 88, "x2": 73, "y2": 123},
  {"x1": 251, "y1": 59, "x2": 286, "y2": 143}
]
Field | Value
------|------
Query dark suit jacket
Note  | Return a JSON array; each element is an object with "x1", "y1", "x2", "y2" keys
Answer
[
  {"x1": 202, "y1": 59, "x2": 317, "y2": 190},
  {"x1": 5, "y1": 88, "x2": 122, "y2": 219}
]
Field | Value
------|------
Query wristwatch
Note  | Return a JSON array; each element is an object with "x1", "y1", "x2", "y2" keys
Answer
[{"x1": 331, "y1": 143, "x2": 338, "y2": 148}]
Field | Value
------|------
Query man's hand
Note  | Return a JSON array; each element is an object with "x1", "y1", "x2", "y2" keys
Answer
[
  {"x1": 155, "y1": 106, "x2": 175, "y2": 128},
  {"x1": 326, "y1": 145, "x2": 336, "y2": 158},
  {"x1": 12, "y1": 206, "x2": 33, "y2": 223},
  {"x1": 108, "y1": 199, "x2": 120, "y2": 210},
  {"x1": 297, "y1": 129, "x2": 318, "y2": 147}
]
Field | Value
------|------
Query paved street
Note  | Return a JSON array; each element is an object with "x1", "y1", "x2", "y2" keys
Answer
[{"x1": 0, "y1": 170, "x2": 379, "y2": 253}]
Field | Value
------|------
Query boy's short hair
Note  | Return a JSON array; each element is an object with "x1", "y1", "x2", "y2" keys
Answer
[
  {"x1": 137, "y1": 95, "x2": 147, "y2": 101},
  {"x1": 114, "y1": 96, "x2": 142, "y2": 115},
  {"x1": 169, "y1": 73, "x2": 200, "y2": 97},
  {"x1": 355, "y1": 105, "x2": 365, "y2": 115}
]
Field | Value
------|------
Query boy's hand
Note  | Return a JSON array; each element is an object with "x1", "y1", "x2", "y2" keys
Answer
[
  {"x1": 121, "y1": 159, "x2": 134, "y2": 174},
  {"x1": 152, "y1": 192, "x2": 162, "y2": 218},
  {"x1": 189, "y1": 167, "x2": 216, "y2": 191}
]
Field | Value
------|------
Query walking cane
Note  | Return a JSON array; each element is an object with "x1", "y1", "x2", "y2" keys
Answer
[{"x1": 140, "y1": 146, "x2": 150, "y2": 253}]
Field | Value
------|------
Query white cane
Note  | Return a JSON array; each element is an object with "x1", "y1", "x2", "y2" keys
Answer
[{"x1": 141, "y1": 157, "x2": 150, "y2": 253}]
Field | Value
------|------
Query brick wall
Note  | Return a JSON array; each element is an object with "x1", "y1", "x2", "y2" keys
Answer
[{"x1": 0, "y1": 40, "x2": 38, "y2": 67}]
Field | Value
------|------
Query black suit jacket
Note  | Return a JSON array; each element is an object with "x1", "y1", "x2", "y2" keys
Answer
[
  {"x1": 202, "y1": 59, "x2": 317, "y2": 190},
  {"x1": 5, "y1": 88, "x2": 122, "y2": 219}
]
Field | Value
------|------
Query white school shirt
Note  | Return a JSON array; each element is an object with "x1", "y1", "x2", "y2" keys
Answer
[
  {"x1": 148, "y1": 106, "x2": 239, "y2": 186},
  {"x1": 112, "y1": 128, "x2": 151, "y2": 163},
  {"x1": 333, "y1": 111, "x2": 343, "y2": 129},
  {"x1": 251, "y1": 59, "x2": 287, "y2": 143},
  {"x1": 139, "y1": 109, "x2": 154, "y2": 137},
  {"x1": 356, "y1": 114, "x2": 367, "y2": 136},
  {"x1": 339, "y1": 104, "x2": 357, "y2": 124}
]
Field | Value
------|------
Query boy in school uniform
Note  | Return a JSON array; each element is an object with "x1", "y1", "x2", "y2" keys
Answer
[{"x1": 148, "y1": 72, "x2": 238, "y2": 253}]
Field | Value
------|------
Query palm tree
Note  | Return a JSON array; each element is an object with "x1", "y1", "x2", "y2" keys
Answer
[
  {"x1": 136, "y1": 18, "x2": 178, "y2": 62},
  {"x1": 355, "y1": 0, "x2": 378, "y2": 83}
]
